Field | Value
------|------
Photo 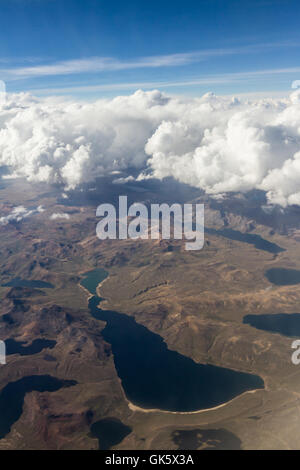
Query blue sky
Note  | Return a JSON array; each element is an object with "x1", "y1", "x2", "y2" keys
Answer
[{"x1": 1, "y1": 0, "x2": 300, "y2": 98}]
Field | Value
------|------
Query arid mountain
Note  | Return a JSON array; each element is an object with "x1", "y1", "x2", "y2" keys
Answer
[{"x1": 1, "y1": 177, "x2": 300, "y2": 449}]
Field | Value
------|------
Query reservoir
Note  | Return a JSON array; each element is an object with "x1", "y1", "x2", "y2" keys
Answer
[
  {"x1": 244, "y1": 313, "x2": 300, "y2": 337},
  {"x1": 81, "y1": 270, "x2": 264, "y2": 412}
]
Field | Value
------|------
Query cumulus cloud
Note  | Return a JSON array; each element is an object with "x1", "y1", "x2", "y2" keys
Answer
[
  {"x1": 143, "y1": 90, "x2": 300, "y2": 207},
  {"x1": 112, "y1": 175, "x2": 135, "y2": 185},
  {"x1": 1, "y1": 89, "x2": 300, "y2": 206},
  {"x1": 0, "y1": 90, "x2": 171, "y2": 189},
  {"x1": 50, "y1": 212, "x2": 70, "y2": 220},
  {"x1": 0, "y1": 205, "x2": 44, "y2": 225}
]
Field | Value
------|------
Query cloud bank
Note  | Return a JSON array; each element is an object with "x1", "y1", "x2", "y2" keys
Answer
[{"x1": 1, "y1": 89, "x2": 300, "y2": 206}]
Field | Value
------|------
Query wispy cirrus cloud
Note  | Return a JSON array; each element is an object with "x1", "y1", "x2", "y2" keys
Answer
[
  {"x1": 1, "y1": 41, "x2": 298, "y2": 80},
  {"x1": 27, "y1": 66, "x2": 300, "y2": 95}
]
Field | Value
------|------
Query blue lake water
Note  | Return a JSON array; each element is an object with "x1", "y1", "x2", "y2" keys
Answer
[
  {"x1": 81, "y1": 269, "x2": 264, "y2": 412},
  {"x1": 6, "y1": 338, "x2": 56, "y2": 356},
  {"x1": 90, "y1": 418, "x2": 132, "y2": 450},
  {"x1": 265, "y1": 268, "x2": 300, "y2": 286},
  {"x1": 206, "y1": 228, "x2": 284, "y2": 254},
  {"x1": 80, "y1": 269, "x2": 108, "y2": 295},
  {"x1": 172, "y1": 428, "x2": 242, "y2": 450},
  {"x1": 2, "y1": 278, "x2": 54, "y2": 289},
  {"x1": 0, "y1": 375, "x2": 76, "y2": 439},
  {"x1": 244, "y1": 313, "x2": 300, "y2": 337}
]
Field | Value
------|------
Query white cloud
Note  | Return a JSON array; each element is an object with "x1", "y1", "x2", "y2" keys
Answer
[
  {"x1": 1, "y1": 53, "x2": 199, "y2": 79},
  {"x1": 1, "y1": 42, "x2": 292, "y2": 80},
  {"x1": 50, "y1": 212, "x2": 70, "y2": 220},
  {"x1": 142, "y1": 90, "x2": 300, "y2": 207},
  {"x1": 0, "y1": 205, "x2": 44, "y2": 225},
  {"x1": 0, "y1": 90, "x2": 172, "y2": 189},
  {"x1": 112, "y1": 175, "x2": 135, "y2": 185},
  {"x1": 26, "y1": 67, "x2": 300, "y2": 96},
  {"x1": 2, "y1": 89, "x2": 300, "y2": 206}
]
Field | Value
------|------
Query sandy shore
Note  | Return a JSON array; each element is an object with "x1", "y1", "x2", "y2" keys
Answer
[
  {"x1": 78, "y1": 283, "x2": 93, "y2": 300},
  {"x1": 127, "y1": 389, "x2": 260, "y2": 415},
  {"x1": 96, "y1": 275, "x2": 110, "y2": 297},
  {"x1": 78, "y1": 271, "x2": 110, "y2": 301}
]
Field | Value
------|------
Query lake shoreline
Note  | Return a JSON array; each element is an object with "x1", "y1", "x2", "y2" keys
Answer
[
  {"x1": 126, "y1": 388, "x2": 261, "y2": 415},
  {"x1": 80, "y1": 268, "x2": 264, "y2": 414}
]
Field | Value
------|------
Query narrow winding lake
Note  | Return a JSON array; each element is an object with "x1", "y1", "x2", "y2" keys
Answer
[
  {"x1": 0, "y1": 375, "x2": 76, "y2": 439},
  {"x1": 244, "y1": 313, "x2": 300, "y2": 337},
  {"x1": 81, "y1": 270, "x2": 264, "y2": 412}
]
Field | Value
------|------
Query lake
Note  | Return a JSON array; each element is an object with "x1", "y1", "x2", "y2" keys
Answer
[
  {"x1": 6, "y1": 338, "x2": 56, "y2": 356},
  {"x1": 81, "y1": 269, "x2": 264, "y2": 412},
  {"x1": 0, "y1": 375, "x2": 76, "y2": 439},
  {"x1": 2, "y1": 278, "x2": 54, "y2": 289},
  {"x1": 206, "y1": 228, "x2": 284, "y2": 254},
  {"x1": 90, "y1": 418, "x2": 132, "y2": 450},
  {"x1": 172, "y1": 428, "x2": 242, "y2": 450},
  {"x1": 244, "y1": 313, "x2": 300, "y2": 337},
  {"x1": 80, "y1": 269, "x2": 108, "y2": 295},
  {"x1": 265, "y1": 268, "x2": 300, "y2": 286}
]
